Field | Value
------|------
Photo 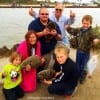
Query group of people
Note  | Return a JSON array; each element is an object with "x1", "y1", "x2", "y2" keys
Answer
[{"x1": 0, "y1": 2, "x2": 100, "y2": 100}]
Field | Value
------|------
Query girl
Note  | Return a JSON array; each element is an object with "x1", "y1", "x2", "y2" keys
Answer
[{"x1": 0, "y1": 52, "x2": 24, "y2": 100}]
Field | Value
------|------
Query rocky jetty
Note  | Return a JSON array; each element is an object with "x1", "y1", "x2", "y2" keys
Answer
[{"x1": 0, "y1": 44, "x2": 19, "y2": 58}]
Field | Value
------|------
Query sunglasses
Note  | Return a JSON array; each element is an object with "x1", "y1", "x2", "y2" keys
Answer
[
  {"x1": 55, "y1": 9, "x2": 62, "y2": 12},
  {"x1": 40, "y1": 13, "x2": 49, "y2": 15}
]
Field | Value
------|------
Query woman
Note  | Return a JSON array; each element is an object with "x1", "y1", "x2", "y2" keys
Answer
[{"x1": 17, "y1": 31, "x2": 41, "y2": 92}]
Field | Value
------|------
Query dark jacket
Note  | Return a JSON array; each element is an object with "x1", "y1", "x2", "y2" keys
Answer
[
  {"x1": 28, "y1": 18, "x2": 61, "y2": 55},
  {"x1": 53, "y1": 58, "x2": 79, "y2": 89},
  {"x1": 67, "y1": 26, "x2": 98, "y2": 52}
]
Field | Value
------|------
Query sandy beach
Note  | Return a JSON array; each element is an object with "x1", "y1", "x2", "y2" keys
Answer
[{"x1": 0, "y1": 48, "x2": 100, "y2": 100}]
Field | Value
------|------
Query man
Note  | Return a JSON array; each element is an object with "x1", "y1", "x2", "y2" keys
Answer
[
  {"x1": 28, "y1": 7, "x2": 62, "y2": 72},
  {"x1": 28, "y1": 7, "x2": 61, "y2": 55},
  {"x1": 29, "y1": 2, "x2": 75, "y2": 47}
]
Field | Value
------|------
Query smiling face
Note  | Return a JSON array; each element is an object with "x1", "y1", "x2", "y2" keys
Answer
[
  {"x1": 25, "y1": 31, "x2": 37, "y2": 46},
  {"x1": 55, "y1": 3, "x2": 63, "y2": 18},
  {"x1": 82, "y1": 19, "x2": 91, "y2": 29},
  {"x1": 39, "y1": 7, "x2": 49, "y2": 23},
  {"x1": 28, "y1": 33, "x2": 37, "y2": 45},
  {"x1": 82, "y1": 15, "x2": 92, "y2": 29},
  {"x1": 10, "y1": 52, "x2": 22, "y2": 66},
  {"x1": 54, "y1": 45, "x2": 69, "y2": 64},
  {"x1": 56, "y1": 52, "x2": 68, "y2": 64},
  {"x1": 12, "y1": 56, "x2": 21, "y2": 66}
]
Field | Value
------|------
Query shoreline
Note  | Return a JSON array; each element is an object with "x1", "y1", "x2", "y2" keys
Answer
[{"x1": 0, "y1": 4, "x2": 100, "y2": 8}]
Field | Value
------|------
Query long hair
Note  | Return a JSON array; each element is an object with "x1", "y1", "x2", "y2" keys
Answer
[{"x1": 25, "y1": 31, "x2": 38, "y2": 56}]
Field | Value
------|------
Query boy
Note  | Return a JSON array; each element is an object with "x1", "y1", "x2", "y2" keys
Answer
[
  {"x1": 0, "y1": 52, "x2": 24, "y2": 100},
  {"x1": 66, "y1": 15, "x2": 100, "y2": 84},
  {"x1": 43, "y1": 43, "x2": 79, "y2": 100}
]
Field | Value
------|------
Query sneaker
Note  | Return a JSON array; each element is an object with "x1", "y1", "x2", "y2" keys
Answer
[{"x1": 72, "y1": 86, "x2": 78, "y2": 97}]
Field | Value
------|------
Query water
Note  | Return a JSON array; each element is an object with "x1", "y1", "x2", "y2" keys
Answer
[{"x1": 0, "y1": 8, "x2": 100, "y2": 48}]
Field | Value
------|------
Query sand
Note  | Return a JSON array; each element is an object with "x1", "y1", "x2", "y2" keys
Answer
[{"x1": 0, "y1": 48, "x2": 100, "y2": 100}]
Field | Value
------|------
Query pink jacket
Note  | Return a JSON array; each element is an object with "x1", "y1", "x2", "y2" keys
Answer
[
  {"x1": 17, "y1": 40, "x2": 41, "y2": 59},
  {"x1": 16, "y1": 40, "x2": 41, "y2": 92}
]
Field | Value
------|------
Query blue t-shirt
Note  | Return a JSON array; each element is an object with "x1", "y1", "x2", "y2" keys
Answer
[{"x1": 28, "y1": 18, "x2": 61, "y2": 55}]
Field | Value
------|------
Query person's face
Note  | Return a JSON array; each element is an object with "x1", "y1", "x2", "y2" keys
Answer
[
  {"x1": 28, "y1": 33, "x2": 37, "y2": 45},
  {"x1": 39, "y1": 8, "x2": 49, "y2": 22},
  {"x1": 12, "y1": 57, "x2": 21, "y2": 66},
  {"x1": 56, "y1": 52, "x2": 68, "y2": 64},
  {"x1": 82, "y1": 19, "x2": 91, "y2": 29},
  {"x1": 55, "y1": 5, "x2": 63, "y2": 18}
]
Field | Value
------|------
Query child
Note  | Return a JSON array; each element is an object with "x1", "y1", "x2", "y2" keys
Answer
[
  {"x1": 0, "y1": 52, "x2": 24, "y2": 100},
  {"x1": 43, "y1": 43, "x2": 79, "y2": 100},
  {"x1": 66, "y1": 15, "x2": 100, "y2": 84}
]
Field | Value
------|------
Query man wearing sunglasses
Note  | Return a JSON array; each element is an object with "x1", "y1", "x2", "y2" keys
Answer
[
  {"x1": 29, "y1": 2, "x2": 75, "y2": 48},
  {"x1": 28, "y1": 7, "x2": 61, "y2": 56}
]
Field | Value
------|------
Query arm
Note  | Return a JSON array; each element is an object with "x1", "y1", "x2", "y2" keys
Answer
[
  {"x1": 54, "y1": 22, "x2": 62, "y2": 40},
  {"x1": 0, "y1": 64, "x2": 8, "y2": 79},
  {"x1": 65, "y1": 10, "x2": 75, "y2": 33},
  {"x1": 65, "y1": 10, "x2": 75, "y2": 26},
  {"x1": 29, "y1": 7, "x2": 38, "y2": 18},
  {"x1": 65, "y1": 26, "x2": 80, "y2": 36}
]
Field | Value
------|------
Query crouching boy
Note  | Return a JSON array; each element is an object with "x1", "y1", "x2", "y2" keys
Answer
[{"x1": 43, "y1": 44, "x2": 79, "y2": 100}]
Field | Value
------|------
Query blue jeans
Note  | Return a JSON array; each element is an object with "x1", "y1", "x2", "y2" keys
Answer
[
  {"x1": 76, "y1": 50, "x2": 90, "y2": 79},
  {"x1": 48, "y1": 82, "x2": 75, "y2": 96},
  {"x1": 62, "y1": 36, "x2": 70, "y2": 48}
]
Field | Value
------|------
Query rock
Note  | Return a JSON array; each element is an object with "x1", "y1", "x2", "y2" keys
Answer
[
  {"x1": 0, "y1": 44, "x2": 19, "y2": 58},
  {"x1": 0, "y1": 46, "x2": 10, "y2": 57},
  {"x1": 37, "y1": 69, "x2": 56, "y2": 81},
  {"x1": 21, "y1": 55, "x2": 41, "y2": 68}
]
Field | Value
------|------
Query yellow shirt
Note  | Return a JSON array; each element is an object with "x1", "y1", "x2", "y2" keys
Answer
[{"x1": 0, "y1": 63, "x2": 22, "y2": 89}]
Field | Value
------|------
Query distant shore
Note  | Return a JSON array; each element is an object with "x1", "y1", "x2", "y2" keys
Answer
[{"x1": 0, "y1": 4, "x2": 100, "y2": 8}]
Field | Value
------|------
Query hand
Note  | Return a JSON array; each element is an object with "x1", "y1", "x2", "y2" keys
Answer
[
  {"x1": 25, "y1": 64, "x2": 31, "y2": 71},
  {"x1": 49, "y1": 29, "x2": 57, "y2": 36},
  {"x1": 29, "y1": 7, "x2": 34, "y2": 16},
  {"x1": 43, "y1": 79, "x2": 52, "y2": 84},
  {"x1": 2, "y1": 72, "x2": 7, "y2": 78},
  {"x1": 70, "y1": 10, "x2": 75, "y2": 19},
  {"x1": 55, "y1": 71, "x2": 62, "y2": 77},
  {"x1": 65, "y1": 24, "x2": 70, "y2": 29},
  {"x1": 42, "y1": 28, "x2": 50, "y2": 35},
  {"x1": 41, "y1": 57, "x2": 45, "y2": 64},
  {"x1": 55, "y1": 34, "x2": 62, "y2": 41},
  {"x1": 88, "y1": 75, "x2": 92, "y2": 79},
  {"x1": 93, "y1": 39, "x2": 100, "y2": 45}
]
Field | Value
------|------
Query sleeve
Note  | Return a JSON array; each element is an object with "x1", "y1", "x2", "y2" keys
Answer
[
  {"x1": 0, "y1": 72, "x2": 3, "y2": 79},
  {"x1": 55, "y1": 22, "x2": 61, "y2": 35},
  {"x1": 65, "y1": 17, "x2": 75, "y2": 25},
  {"x1": 0, "y1": 65, "x2": 8, "y2": 79},
  {"x1": 36, "y1": 41, "x2": 41, "y2": 57},
  {"x1": 28, "y1": 21, "x2": 34, "y2": 31},
  {"x1": 28, "y1": 19, "x2": 39, "y2": 32},
  {"x1": 67, "y1": 27, "x2": 80, "y2": 36},
  {"x1": 34, "y1": 11, "x2": 38, "y2": 19}
]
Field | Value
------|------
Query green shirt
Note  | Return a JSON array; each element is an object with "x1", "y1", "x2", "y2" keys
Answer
[{"x1": 0, "y1": 63, "x2": 22, "y2": 89}]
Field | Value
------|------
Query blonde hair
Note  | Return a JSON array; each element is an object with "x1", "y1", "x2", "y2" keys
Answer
[
  {"x1": 54, "y1": 43, "x2": 70, "y2": 56},
  {"x1": 55, "y1": 2, "x2": 64, "y2": 10},
  {"x1": 9, "y1": 52, "x2": 22, "y2": 63}
]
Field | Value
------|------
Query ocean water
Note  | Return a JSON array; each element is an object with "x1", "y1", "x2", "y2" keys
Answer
[{"x1": 0, "y1": 8, "x2": 100, "y2": 48}]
